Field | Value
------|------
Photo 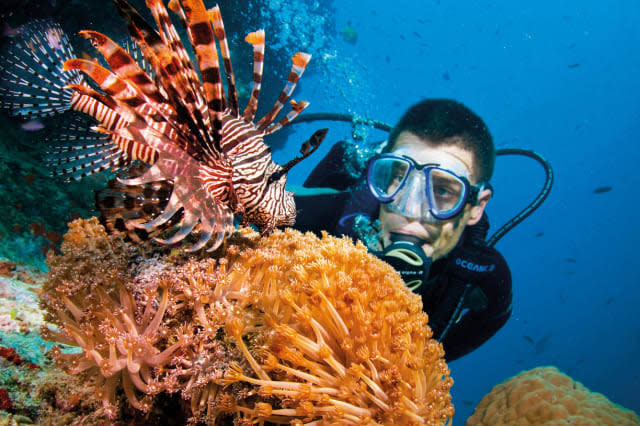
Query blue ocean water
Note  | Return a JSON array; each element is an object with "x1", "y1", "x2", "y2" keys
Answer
[{"x1": 0, "y1": 0, "x2": 637, "y2": 423}]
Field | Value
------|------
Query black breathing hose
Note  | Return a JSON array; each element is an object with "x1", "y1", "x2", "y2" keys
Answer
[
  {"x1": 293, "y1": 113, "x2": 553, "y2": 246},
  {"x1": 295, "y1": 112, "x2": 393, "y2": 132},
  {"x1": 486, "y1": 149, "x2": 553, "y2": 247}
]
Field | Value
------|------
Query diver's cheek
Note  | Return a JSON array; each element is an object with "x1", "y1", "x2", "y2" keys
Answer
[{"x1": 431, "y1": 223, "x2": 458, "y2": 260}]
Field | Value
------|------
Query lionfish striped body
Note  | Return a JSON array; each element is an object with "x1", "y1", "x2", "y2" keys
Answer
[{"x1": 0, "y1": 0, "x2": 326, "y2": 251}]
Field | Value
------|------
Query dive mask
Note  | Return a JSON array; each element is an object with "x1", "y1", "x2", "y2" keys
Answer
[{"x1": 367, "y1": 154, "x2": 482, "y2": 221}]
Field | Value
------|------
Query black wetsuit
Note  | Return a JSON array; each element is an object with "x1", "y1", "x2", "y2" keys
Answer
[{"x1": 293, "y1": 142, "x2": 513, "y2": 361}]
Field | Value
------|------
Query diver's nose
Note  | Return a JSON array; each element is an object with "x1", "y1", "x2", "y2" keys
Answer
[{"x1": 396, "y1": 172, "x2": 434, "y2": 222}]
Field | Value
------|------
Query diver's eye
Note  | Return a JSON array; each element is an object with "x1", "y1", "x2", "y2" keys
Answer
[
  {"x1": 386, "y1": 173, "x2": 404, "y2": 192},
  {"x1": 435, "y1": 186, "x2": 453, "y2": 197}
]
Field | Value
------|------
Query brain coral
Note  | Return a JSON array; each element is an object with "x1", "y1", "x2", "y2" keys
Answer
[
  {"x1": 41, "y1": 218, "x2": 454, "y2": 425},
  {"x1": 466, "y1": 366, "x2": 640, "y2": 426}
]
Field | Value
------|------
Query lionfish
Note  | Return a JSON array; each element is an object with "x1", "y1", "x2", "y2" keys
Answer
[{"x1": 0, "y1": 0, "x2": 327, "y2": 251}]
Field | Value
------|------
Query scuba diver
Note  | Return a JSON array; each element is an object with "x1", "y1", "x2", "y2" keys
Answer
[{"x1": 291, "y1": 98, "x2": 553, "y2": 361}]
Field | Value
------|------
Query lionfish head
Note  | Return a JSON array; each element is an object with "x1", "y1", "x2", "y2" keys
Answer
[
  {"x1": 259, "y1": 127, "x2": 329, "y2": 229},
  {"x1": 281, "y1": 190, "x2": 297, "y2": 226},
  {"x1": 259, "y1": 164, "x2": 297, "y2": 228}
]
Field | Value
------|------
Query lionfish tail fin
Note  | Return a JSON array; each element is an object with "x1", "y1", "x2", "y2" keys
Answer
[
  {"x1": 243, "y1": 30, "x2": 265, "y2": 122},
  {"x1": 257, "y1": 51, "x2": 311, "y2": 132},
  {"x1": 0, "y1": 20, "x2": 82, "y2": 118}
]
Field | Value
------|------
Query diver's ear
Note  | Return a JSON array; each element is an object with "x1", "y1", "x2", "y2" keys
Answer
[{"x1": 467, "y1": 188, "x2": 492, "y2": 226}]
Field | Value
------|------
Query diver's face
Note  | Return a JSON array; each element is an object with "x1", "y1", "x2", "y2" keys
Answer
[{"x1": 378, "y1": 131, "x2": 488, "y2": 260}]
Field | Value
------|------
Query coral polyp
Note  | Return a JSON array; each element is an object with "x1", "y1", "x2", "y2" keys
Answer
[{"x1": 40, "y1": 218, "x2": 454, "y2": 424}]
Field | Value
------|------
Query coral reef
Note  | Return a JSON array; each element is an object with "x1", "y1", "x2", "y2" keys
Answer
[
  {"x1": 466, "y1": 366, "x2": 640, "y2": 425},
  {"x1": 0, "y1": 262, "x2": 45, "y2": 338},
  {"x1": 39, "y1": 218, "x2": 454, "y2": 424},
  {"x1": 0, "y1": 269, "x2": 41, "y2": 424}
]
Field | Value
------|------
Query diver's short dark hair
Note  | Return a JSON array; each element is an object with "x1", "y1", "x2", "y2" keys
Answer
[{"x1": 386, "y1": 99, "x2": 495, "y2": 183}]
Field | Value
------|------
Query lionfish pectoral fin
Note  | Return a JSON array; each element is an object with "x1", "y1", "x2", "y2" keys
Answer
[
  {"x1": 202, "y1": 198, "x2": 235, "y2": 252},
  {"x1": 132, "y1": 190, "x2": 183, "y2": 230},
  {"x1": 95, "y1": 173, "x2": 177, "y2": 244},
  {"x1": 117, "y1": 163, "x2": 167, "y2": 186},
  {"x1": 134, "y1": 174, "x2": 234, "y2": 250},
  {"x1": 154, "y1": 210, "x2": 199, "y2": 245},
  {"x1": 190, "y1": 229, "x2": 212, "y2": 252},
  {"x1": 192, "y1": 205, "x2": 234, "y2": 252},
  {"x1": 204, "y1": 223, "x2": 228, "y2": 252},
  {"x1": 188, "y1": 216, "x2": 227, "y2": 252},
  {"x1": 0, "y1": 20, "x2": 82, "y2": 119}
]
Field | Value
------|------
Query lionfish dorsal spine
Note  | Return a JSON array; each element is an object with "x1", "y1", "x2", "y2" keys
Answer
[
  {"x1": 208, "y1": 5, "x2": 239, "y2": 117},
  {"x1": 265, "y1": 99, "x2": 310, "y2": 136},
  {"x1": 76, "y1": 30, "x2": 194, "y2": 161},
  {"x1": 256, "y1": 52, "x2": 311, "y2": 132},
  {"x1": 243, "y1": 30, "x2": 265, "y2": 122},
  {"x1": 172, "y1": 0, "x2": 225, "y2": 151},
  {"x1": 78, "y1": 31, "x2": 166, "y2": 106},
  {"x1": 157, "y1": 0, "x2": 237, "y2": 160},
  {"x1": 147, "y1": 0, "x2": 215, "y2": 127},
  {"x1": 114, "y1": 0, "x2": 219, "y2": 160}
]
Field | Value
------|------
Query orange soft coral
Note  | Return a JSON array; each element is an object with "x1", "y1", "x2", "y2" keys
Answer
[
  {"x1": 41, "y1": 220, "x2": 454, "y2": 424},
  {"x1": 466, "y1": 366, "x2": 640, "y2": 425}
]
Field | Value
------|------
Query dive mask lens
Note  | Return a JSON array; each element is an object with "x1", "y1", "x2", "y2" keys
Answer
[
  {"x1": 378, "y1": 233, "x2": 433, "y2": 292},
  {"x1": 367, "y1": 155, "x2": 412, "y2": 202},
  {"x1": 427, "y1": 168, "x2": 468, "y2": 219}
]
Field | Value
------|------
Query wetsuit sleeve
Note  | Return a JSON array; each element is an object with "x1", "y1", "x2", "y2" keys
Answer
[
  {"x1": 293, "y1": 141, "x2": 364, "y2": 235},
  {"x1": 303, "y1": 141, "x2": 362, "y2": 190},
  {"x1": 439, "y1": 245, "x2": 513, "y2": 361},
  {"x1": 293, "y1": 191, "x2": 352, "y2": 235}
]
